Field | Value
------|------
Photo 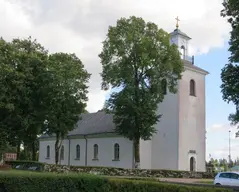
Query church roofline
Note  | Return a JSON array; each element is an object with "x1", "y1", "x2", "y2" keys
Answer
[
  {"x1": 170, "y1": 29, "x2": 191, "y2": 40},
  {"x1": 183, "y1": 60, "x2": 209, "y2": 75}
]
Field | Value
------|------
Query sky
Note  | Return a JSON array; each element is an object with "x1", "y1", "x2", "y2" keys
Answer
[{"x1": 0, "y1": 0, "x2": 237, "y2": 161}]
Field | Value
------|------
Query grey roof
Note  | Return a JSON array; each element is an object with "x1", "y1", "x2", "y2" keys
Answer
[
  {"x1": 170, "y1": 28, "x2": 191, "y2": 40},
  {"x1": 68, "y1": 112, "x2": 115, "y2": 136},
  {"x1": 183, "y1": 59, "x2": 209, "y2": 75},
  {"x1": 39, "y1": 112, "x2": 115, "y2": 139}
]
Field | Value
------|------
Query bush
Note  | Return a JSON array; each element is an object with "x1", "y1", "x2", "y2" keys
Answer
[
  {"x1": 5, "y1": 160, "x2": 44, "y2": 171},
  {"x1": 0, "y1": 171, "x2": 232, "y2": 192}
]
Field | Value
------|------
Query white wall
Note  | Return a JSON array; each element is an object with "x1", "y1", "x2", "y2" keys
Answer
[
  {"x1": 140, "y1": 139, "x2": 152, "y2": 169},
  {"x1": 38, "y1": 139, "x2": 69, "y2": 165},
  {"x1": 151, "y1": 90, "x2": 179, "y2": 170},
  {"x1": 39, "y1": 135, "x2": 134, "y2": 169},
  {"x1": 86, "y1": 137, "x2": 133, "y2": 168},
  {"x1": 178, "y1": 69, "x2": 206, "y2": 171}
]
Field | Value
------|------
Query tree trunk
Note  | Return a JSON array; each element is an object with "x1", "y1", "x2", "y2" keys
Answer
[
  {"x1": 32, "y1": 141, "x2": 36, "y2": 161},
  {"x1": 55, "y1": 133, "x2": 60, "y2": 165},
  {"x1": 133, "y1": 61, "x2": 140, "y2": 169},
  {"x1": 16, "y1": 142, "x2": 21, "y2": 160},
  {"x1": 134, "y1": 138, "x2": 140, "y2": 168}
]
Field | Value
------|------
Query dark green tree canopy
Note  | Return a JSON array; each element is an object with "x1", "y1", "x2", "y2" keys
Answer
[
  {"x1": 221, "y1": 0, "x2": 239, "y2": 63},
  {"x1": 221, "y1": 0, "x2": 239, "y2": 131}
]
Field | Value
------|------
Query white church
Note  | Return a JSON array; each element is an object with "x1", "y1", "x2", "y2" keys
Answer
[{"x1": 39, "y1": 22, "x2": 208, "y2": 172}]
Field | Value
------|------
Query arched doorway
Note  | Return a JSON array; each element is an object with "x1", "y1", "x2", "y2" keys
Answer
[{"x1": 190, "y1": 157, "x2": 196, "y2": 172}]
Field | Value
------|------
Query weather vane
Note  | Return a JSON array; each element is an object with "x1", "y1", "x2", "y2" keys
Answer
[{"x1": 175, "y1": 16, "x2": 180, "y2": 29}]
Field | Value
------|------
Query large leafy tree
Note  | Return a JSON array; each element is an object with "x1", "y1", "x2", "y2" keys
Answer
[
  {"x1": 44, "y1": 53, "x2": 90, "y2": 164},
  {"x1": 0, "y1": 37, "x2": 48, "y2": 160},
  {"x1": 0, "y1": 38, "x2": 18, "y2": 151},
  {"x1": 99, "y1": 16, "x2": 183, "y2": 168},
  {"x1": 221, "y1": 0, "x2": 239, "y2": 135}
]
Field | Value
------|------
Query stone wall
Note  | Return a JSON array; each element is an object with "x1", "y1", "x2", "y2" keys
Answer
[{"x1": 44, "y1": 164, "x2": 216, "y2": 178}]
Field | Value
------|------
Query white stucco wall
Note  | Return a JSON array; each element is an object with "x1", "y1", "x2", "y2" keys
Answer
[
  {"x1": 151, "y1": 90, "x2": 179, "y2": 170},
  {"x1": 140, "y1": 139, "x2": 152, "y2": 169},
  {"x1": 39, "y1": 135, "x2": 134, "y2": 169},
  {"x1": 39, "y1": 138, "x2": 69, "y2": 165},
  {"x1": 178, "y1": 68, "x2": 206, "y2": 171},
  {"x1": 86, "y1": 136, "x2": 133, "y2": 168}
]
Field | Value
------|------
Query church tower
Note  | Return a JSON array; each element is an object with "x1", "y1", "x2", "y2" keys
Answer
[{"x1": 141, "y1": 17, "x2": 208, "y2": 171}]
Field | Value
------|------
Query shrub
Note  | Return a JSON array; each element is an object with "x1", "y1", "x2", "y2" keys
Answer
[
  {"x1": 5, "y1": 160, "x2": 44, "y2": 171},
  {"x1": 0, "y1": 171, "x2": 232, "y2": 192}
]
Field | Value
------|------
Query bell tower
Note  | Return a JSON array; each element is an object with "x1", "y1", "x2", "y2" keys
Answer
[{"x1": 170, "y1": 17, "x2": 193, "y2": 63}]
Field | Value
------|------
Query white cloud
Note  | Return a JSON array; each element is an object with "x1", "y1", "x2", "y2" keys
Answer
[{"x1": 0, "y1": 0, "x2": 230, "y2": 112}]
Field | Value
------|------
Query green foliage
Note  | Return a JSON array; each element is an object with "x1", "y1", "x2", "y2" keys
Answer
[
  {"x1": 0, "y1": 36, "x2": 90, "y2": 162},
  {"x1": 221, "y1": 0, "x2": 239, "y2": 63},
  {"x1": 43, "y1": 53, "x2": 90, "y2": 164},
  {"x1": 220, "y1": 1, "x2": 239, "y2": 131},
  {"x1": 0, "y1": 171, "x2": 232, "y2": 192},
  {"x1": 221, "y1": 64, "x2": 239, "y2": 127},
  {"x1": 99, "y1": 16, "x2": 183, "y2": 166}
]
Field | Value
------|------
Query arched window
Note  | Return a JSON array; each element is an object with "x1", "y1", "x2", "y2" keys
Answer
[
  {"x1": 46, "y1": 145, "x2": 50, "y2": 159},
  {"x1": 76, "y1": 145, "x2": 80, "y2": 159},
  {"x1": 93, "y1": 144, "x2": 98, "y2": 159},
  {"x1": 161, "y1": 79, "x2": 167, "y2": 95},
  {"x1": 189, "y1": 79, "x2": 196, "y2": 96},
  {"x1": 181, "y1": 45, "x2": 186, "y2": 59},
  {"x1": 114, "y1": 143, "x2": 120, "y2": 160},
  {"x1": 60, "y1": 145, "x2": 64, "y2": 160}
]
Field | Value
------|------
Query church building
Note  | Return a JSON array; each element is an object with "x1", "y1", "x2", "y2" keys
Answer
[{"x1": 39, "y1": 21, "x2": 209, "y2": 172}]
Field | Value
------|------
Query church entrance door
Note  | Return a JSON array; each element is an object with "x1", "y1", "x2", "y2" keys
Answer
[{"x1": 190, "y1": 157, "x2": 196, "y2": 171}]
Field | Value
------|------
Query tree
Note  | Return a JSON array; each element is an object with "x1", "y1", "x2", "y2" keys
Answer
[
  {"x1": 43, "y1": 53, "x2": 90, "y2": 164},
  {"x1": 0, "y1": 38, "x2": 17, "y2": 150},
  {"x1": 221, "y1": 0, "x2": 239, "y2": 133},
  {"x1": 99, "y1": 16, "x2": 183, "y2": 168},
  {"x1": 10, "y1": 37, "x2": 49, "y2": 160}
]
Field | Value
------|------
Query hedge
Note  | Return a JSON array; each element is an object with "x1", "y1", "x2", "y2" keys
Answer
[
  {"x1": 0, "y1": 171, "x2": 232, "y2": 192},
  {"x1": 5, "y1": 160, "x2": 44, "y2": 171}
]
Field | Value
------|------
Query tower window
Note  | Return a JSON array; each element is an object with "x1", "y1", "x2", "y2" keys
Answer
[
  {"x1": 190, "y1": 79, "x2": 196, "y2": 96},
  {"x1": 181, "y1": 45, "x2": 186, "y2": 59}
]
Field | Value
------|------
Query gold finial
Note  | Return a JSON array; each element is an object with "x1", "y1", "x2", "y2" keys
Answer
[{"x1": 175, "y1": 16, "x2": 180, "y2": 29}]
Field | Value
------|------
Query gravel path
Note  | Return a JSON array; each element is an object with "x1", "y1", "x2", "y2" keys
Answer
[{"x1": 159, "y1": 178, "x2": 210, "y2": 183}]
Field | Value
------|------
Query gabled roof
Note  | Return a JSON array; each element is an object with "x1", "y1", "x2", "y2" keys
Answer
[
  {"x1": 39, "y1": 112, "x2": 115, "y2": 139},
  {"x1": 170, "y1": 28, "x2": 191, "y2": 40}
]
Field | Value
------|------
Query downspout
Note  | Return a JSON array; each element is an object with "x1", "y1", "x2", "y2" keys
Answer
[
  {"x1": 68, "y1": 137, "x2": 71, "y2": 166},
  {"x1": 84, "y1": 135, "x2": 88, "y2": 166}
]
